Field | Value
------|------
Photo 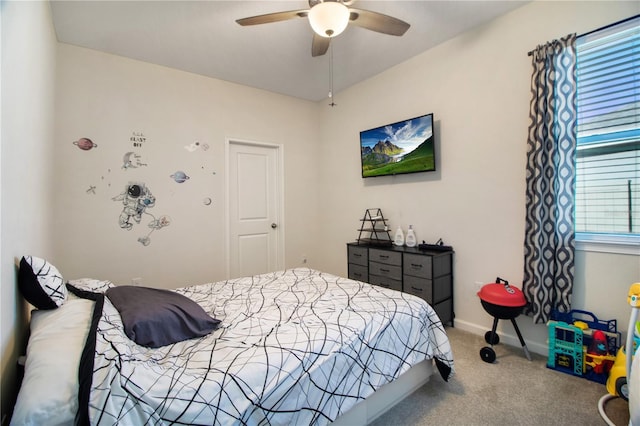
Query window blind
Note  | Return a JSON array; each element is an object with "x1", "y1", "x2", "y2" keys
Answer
[{"x1": 575, "y1": 16, "x2": 640, "y2": 235}]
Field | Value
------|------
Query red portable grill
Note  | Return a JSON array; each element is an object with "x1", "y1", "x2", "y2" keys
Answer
[{"x1": 477, "y1": 277, "x2": 531, "y2": 363}]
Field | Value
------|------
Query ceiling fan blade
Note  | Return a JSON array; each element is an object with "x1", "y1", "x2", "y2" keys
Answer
[
  {"x1": 348, "y1": 8, "x2": 410, "y2": 36},
  {"x1": 312, "y1": 33, "x2": 331, "y2": 57},
  {"x1": 236, "y1": 10, "x2": 308, "y2": 26}
]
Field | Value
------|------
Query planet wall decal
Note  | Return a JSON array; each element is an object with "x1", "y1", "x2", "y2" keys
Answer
[
  {"x1": 73, "y1": 137, "x2": 97, "y2": 151},
  {"x1": 170, "y1": 170, "x2": 190, "y2": 183}
]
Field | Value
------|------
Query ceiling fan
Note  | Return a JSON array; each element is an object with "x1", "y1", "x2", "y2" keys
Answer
[{"x1": 236, "y1": 0, "x2": 410, "y2": 57}]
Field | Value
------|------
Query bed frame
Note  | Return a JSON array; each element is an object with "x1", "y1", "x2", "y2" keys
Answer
[{"x1": 332, "y1": 359, "x2": 434, "y2": 425}]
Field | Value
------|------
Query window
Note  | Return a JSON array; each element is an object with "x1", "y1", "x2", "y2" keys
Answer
[{"x1": 575, "y1": 16, "x2": 640, "y2": 250}]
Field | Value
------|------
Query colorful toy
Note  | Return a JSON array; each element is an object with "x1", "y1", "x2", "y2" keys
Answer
[
  {"x1": 574, "y1": 321, "x2": 589, "y2": 330},
  {"x1": 586, "y1": 330, "x2": 615, "y2": 375},
  {"x1": 588, "y1": 330, "x2": 609, "y2": 356},
  {"x1": 612, "y1": 319, "x2": 640, "y2": 399},
  {"x1": 606, "y1": 347, "x2": 630, "y2": 400},
  {"x1": 599, "y1": 283, "x2": 640, "y2": 425},
  {"x1": 547, "y1": 309, "x2": 620, "y2": 383}
]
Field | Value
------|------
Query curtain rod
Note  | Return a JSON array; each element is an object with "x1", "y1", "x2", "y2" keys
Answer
[{"x1": 526, "y1": 13, "x2": 640, "y2": 56}]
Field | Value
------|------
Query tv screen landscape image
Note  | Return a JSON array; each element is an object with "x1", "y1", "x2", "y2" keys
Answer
[{"x1": 360, "y1": 113, "x2": 435, "y2": 178}]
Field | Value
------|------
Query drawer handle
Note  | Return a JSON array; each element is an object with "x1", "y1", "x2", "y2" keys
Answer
[
  {"x1": 380, "y1": 268, "x2": 390, "y2": 273},
  {"x1": 354, "y1": 253, "x2": 362, "y2": 257},
  {"x1": 379, "y1": 255, "x2": 389, "y2": 259},
  {"x1": 411, "y1": 286, "x2": 422, "y2": 292},
  {"x1": 411, "y1": 263, "x2": 422, "y2": 268}
]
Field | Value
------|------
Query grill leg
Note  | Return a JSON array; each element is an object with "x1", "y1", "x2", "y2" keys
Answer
[
  {"x1": 510, "y1": 318, "x2": 532, "y2": 361},
  {"x1": 489, "y1": 316, "x2": 499, "y2": 348}
]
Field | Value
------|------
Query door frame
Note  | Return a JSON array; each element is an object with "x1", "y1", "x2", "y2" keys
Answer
[{"x1": 225, "y1": 138, "x2": 285, "y2": 279}]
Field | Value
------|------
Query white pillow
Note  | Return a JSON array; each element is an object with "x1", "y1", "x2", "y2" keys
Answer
[
  {"x1": 11, "y1": 297, "x2": 93, "y2": 426},
  {"x1": 68, "y1": 278, "x2": 115, "y2": 293},
  {"x1": 17, "y1": 256, "x2": 66, "y2": 309}
]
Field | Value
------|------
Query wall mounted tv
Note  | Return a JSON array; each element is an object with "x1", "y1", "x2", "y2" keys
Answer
[{"x1": 360, "y1": 113, "x2": 435, "y2": 178}]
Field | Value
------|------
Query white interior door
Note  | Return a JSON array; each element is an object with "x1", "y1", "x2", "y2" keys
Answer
[{"x1": 227, "y1": 140, "x2": 283, "y2": 278}]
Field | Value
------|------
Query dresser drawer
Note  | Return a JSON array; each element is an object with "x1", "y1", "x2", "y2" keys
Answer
[
  {"x1": 369, "y1": 261, "x2": 402, "y2": 281},
  {"x1": 404, "y1": 275, "x2": 452, "y2": 304},
  {"x1": 404, "y1": 275, "x2": 433, "y2": 303},
  {"x1": 348, "y1": 263, "x2": 368, "y2": 282},
  {"x1": 432, "y1": 254, "x2": 452, "y2": 277},
  {"x1": 404, "y1": 253, "x2": 452, "y2": 278},
  {"x1": 369, "y1": 248, "x2": 401, "y2": 266},
  {"x1": 348, "y1": 245, "x2": 368, "y2": 266},
  {"x1": 433, "y1": 299, "x2": 453, "y2": 325},
  {"x1": 369, "y1": 274, "x2": 402, "y2": 292},
  {"x1": 403, "y1": 253, "x2": 433, "y2": 279},
  {"x1": 432, "y1": 275, "x2": 453, "y2": 303}
]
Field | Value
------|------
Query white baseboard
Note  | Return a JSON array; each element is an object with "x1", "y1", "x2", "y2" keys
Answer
[{"x1": 453, "y1": 319, "x2": 548, "y2": 357}]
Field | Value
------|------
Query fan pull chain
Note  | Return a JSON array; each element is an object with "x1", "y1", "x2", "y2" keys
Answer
[{"x1": 329, "y1": 44, "x2": 336, "y2": 107}]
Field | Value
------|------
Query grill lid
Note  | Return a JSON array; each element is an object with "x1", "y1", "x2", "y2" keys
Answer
[{"x1": 477, "y1": 277, "x2": 526, "y2": 307}]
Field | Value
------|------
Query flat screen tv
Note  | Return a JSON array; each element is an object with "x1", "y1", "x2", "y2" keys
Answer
[{"x1": 360, "y1": 113, "x2": 435, "y2": 178}]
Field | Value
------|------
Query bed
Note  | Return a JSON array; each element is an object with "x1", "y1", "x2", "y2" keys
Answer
[{"x1": 12, "y1": 259, "x2": 454, "y2": 426}]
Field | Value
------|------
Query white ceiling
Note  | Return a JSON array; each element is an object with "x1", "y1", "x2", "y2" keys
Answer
[{"x1": 50, "y1": 1, "x2": 528, "y2": 102}]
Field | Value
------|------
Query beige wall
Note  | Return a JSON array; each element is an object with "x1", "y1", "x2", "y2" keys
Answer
[
  {"x1": 53, "y1": 45, "x2": 322, "y2": 288},
  {"x1": 1, "y1": 0, "x2": 57, "y2": 419},
  {"x1": 317, "y1": 1, "x2": 640, "y2": 354},
  {"x1": 2, "y1": 0, "x2": 640, "y2": 419}
]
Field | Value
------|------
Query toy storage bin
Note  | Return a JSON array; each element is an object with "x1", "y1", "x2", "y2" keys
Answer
[{"x1": 547, "y1": 309, "x2": 621, "y2": 384}]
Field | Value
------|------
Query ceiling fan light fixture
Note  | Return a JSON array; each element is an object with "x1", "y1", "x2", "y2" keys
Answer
[{"x1": 308, "y1": 2, "x2": 350, "y2": 38}]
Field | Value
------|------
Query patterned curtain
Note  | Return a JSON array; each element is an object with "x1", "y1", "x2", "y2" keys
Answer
[{"x1": 523, "y1": 34, "x2": 577, "y2": 324}]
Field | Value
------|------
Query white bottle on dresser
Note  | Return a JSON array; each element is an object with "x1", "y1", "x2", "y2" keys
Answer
[
  {"x1": 405, "y1": 225, "x2": 417, "y2": 247},
  {"x1": 394, "y1": 226, "x2": 405, "y2": 246}
]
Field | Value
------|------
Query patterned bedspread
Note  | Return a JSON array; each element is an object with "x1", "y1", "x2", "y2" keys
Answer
[{"x1": 77, "y1": 268, "x2": 454, "y2": 425}]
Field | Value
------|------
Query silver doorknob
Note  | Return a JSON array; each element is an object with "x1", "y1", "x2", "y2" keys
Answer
[{"x1": 271, "y1": 223, "x2": 277, "y2": 229}]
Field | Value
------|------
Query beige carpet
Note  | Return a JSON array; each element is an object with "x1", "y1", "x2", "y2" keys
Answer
[{"x1": 371, "y1": 327, "x2": 630, "y2": 426}]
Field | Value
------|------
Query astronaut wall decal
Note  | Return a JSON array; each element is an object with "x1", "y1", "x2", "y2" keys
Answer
[{"x1": 112, "y1": 182, "x2": 170, "y2": 246}]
